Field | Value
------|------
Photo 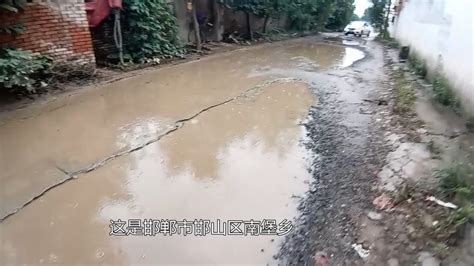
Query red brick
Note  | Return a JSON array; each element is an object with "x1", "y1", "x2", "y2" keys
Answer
[{"x1": 0, "y1": 3, "x2": 95, "y2": 65}]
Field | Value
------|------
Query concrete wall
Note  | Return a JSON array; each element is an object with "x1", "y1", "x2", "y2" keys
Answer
[
  {"x1": 224, "y1": 8, "x2": 288, "y2": 36},
  {"x1": 174, "y1": 0, "x2": 213, "y2": 42},
  {"x1": 173, "y1": 0, "x2": 191, "y2": 41},
  {"x1": 393, "y1": 0, "x2": 474, "y2": 110},
  {"x1": 173, "y1": 1, "x2": 287, "y2": 43},
  {"x1": 0, "y1": 0, "x2": 95, "y2": 66}
]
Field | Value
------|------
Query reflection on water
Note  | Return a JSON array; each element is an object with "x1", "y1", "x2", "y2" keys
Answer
[
  {"x1": 340, "y1": 47, "x2": 365, "y2": 68},
  {"x1": 0, "y1": 39, "x2": 365, "y2": 265},
  {"x1": 99, "y1": 82, "x2": 314, "y2": 264}
]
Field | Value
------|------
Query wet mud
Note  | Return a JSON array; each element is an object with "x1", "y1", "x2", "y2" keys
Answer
[
  {"x1": 0, "y1": 39, "x2": 360, "y2": 219},
  {"x1": 278, "y1": 36, "x2": 392, "y2": 264},
  {"x1": 1, "y1": 37, "x2": 366, "y2": 264}
]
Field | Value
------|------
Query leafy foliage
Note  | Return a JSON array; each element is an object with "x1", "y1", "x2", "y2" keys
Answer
[
  {"x1": 0, "y1": 0, "x2": 25, "y2": 35},
  {"x1": 226, "y1": 0, "x2": 355, "y2": 33},
  {"x1": 365, "y1": 0, "x2": 391, "y2": 37},
  {"x1": 436, "y1": 163, "x2": 474, "y2": 225},
  {"x1": 432, "y1": 76, "x2": 460, "y2": 111},
  {"x1": 287, "y1": 0, "x2": 326, "y2": 31},
  {"x1": 287, "y1": 0, "x2": 318, "y2": 31},
  {"x1": 393, "y1": 69, "x2": 416, "y2": 114},
  {"x1": 408, "y1": 53, "x2": 427, "y2": 78},
  {"x1": 258, "y1": 0, "x2": 289, "y2": 32},
  {"x1": 122, "y1": 0, "x2": 184, "y2": 62},
  {"x1": 0, "y1": 48, "x2": 51, "y2": 91},
  {"x1": 326, "y1": 0, "x2": 356, "y2": 30},
  {"x1": 227, "y1": 0, "x2": 266, "y2": 15},
  {"x1": 0, "y1": 0, "x2": 24, "y2": 12},
  {"x1": 0, "y1": 23, "x2": 23, "y2": 35},
  {"x1": 226, "y1": 0, "x2": 266, "y2": 38},
  {"x1": 466, "y1": 115, "x2": 474, "y2": 133},
  {"x1": 436, "y1": 163, "x2": 473, "y2": 199},
  {"x1": 376, "y1": 35, "x2": 399, "y2": 48},
  {"x1": 286, "y1": 0, "x2": 354, "y2": 31}
]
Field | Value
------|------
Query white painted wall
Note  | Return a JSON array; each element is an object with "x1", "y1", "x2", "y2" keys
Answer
[{"x1": 393, "y1": 0, "x2": 474, "y2": 110}]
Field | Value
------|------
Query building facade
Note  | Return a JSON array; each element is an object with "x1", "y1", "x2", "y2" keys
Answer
[
  {"x1": 392, "y1": 0, "x2": 474, "y2": 110},
  {"x1": 0, "y1": 0, "x2": 95, "y2": 67}
]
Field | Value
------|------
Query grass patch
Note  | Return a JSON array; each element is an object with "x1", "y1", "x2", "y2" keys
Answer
[
  {"x1": 436, "y1": 163, "x2": 473, "y2": 199},
  {"x1": 408, "y1": 53, "x2": 428, "y2": 78},
  {"x1": 452, "y1": 203, "x2": 474, "y2": 225},
  {"x1": 393, "y1": 70, "x2": 417, "y2": 115},
  {"x1": 432, "y1": 242, "x2": 450, "y2": 259},
  {"x1": 427, "y1": 140, "x2": 442, "y2": 159},
  {"x1": 376, "y1": 36, "x2": 400, "y2": 48},
  {"x1": 466, "y1": 115, "x2": 474, "y2": 133},
  {"x1": 436, "y1": 163, "x2": 474, "y2": 227},
  {"x1": 432, "y1": 76, "x2": 461, "y2": 113}
]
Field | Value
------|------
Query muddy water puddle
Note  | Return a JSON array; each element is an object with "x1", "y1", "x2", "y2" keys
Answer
[{"x1": 0, "y1": 38, "x2": 364, "y2": 264}]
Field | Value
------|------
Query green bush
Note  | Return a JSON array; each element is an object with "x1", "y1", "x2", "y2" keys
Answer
[
  {"x1": 466, "y1": 115, "x2": 474, "y2": 132},
  {"x1": 393, "y1": 69, "x2": 416, "y2": 114},
  {"x1": 0, "y1": 48, "x2": 51, "y2": 92},
  {"x1": 287, "y1": 0, "x2": 340, "y2": 32},
  {"x1": 377, "y1": 36, "x2": 400, "y2": 48},
  {"x1": 288, "y1": 8, "x2": 314, "y2": 31},
  {"x1": 432, "y1": 76, "x2": 460, "y2": 111},
  {"x1": 0, "y1": 0, "x2": 25, "y2": 35},
  {"x1": 436, "y1": 163, "x2": 474, "y2": 225},
  {"x1": 123, "y1": 0, "x2": 184, "y2": 62},
  {"x1": 436, "y1": 163, "x2": 474, "y2": 200},
  {"x1": 408, "y1": 53, "x2": 427, "y2": 78}
]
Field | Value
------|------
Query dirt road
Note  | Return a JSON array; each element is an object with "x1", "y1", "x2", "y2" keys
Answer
[{"x1": 0, "y1": 35, "x2": 389, "y2": 264}]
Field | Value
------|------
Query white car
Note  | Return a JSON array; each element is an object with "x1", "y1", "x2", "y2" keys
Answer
[{"x1": 344, "y1": 21, "x2": 371, "y2": 37}]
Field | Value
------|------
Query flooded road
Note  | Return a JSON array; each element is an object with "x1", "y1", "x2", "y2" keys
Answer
[{"x1": 0, "y1": 38, "x2": 364, "y2": 264}]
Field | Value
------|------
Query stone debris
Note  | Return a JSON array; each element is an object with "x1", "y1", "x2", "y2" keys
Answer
[
  {"x1": 417, "y1": 251, "x2": 440, "y2": 266},
  {"x1": 352, "y1": 243, "x2": 370, "y2": 258},
  {"x1": 367, "y1": 211, "x2": 383, "y2": 221},
  {"x1": 387, "y1": 258, "x2": 399, "y2": 266},
  {"x1": 416, "y1": 128, "x2": 428, "y2": 134}
]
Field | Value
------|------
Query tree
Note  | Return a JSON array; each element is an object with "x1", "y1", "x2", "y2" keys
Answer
[
  {"x1": 312, "y1": 0, "x2": 337, "y2": 30},
  {"x1": 288, "y1": 0, "x2": 355, "y2": 31},
  {"x1": 351, "y1": 13, "x2": 360, "y2": 21},
  {"x1": 287, "y1": 0, "x2": 322, "y2": 31},
  {"x1": 361, "y1": 8, "x2": 370, "y2": 21},
  {"x1": 226, "y1": 0, "x2": 355, "y2": 35},
  {"x1": 260, "y1": 0, "x2": 289, "y2": 33},
  {"x1": 365, "y1": 0, "x2": 391, "y2": 37},
  {"x1": 325, "y1": 0, "x2": 355, "y2": 30}
]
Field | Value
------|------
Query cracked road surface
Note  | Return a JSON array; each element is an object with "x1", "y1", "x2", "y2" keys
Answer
[{"x1": 0, "y1": 37, "x2": 366, "y2": 264}]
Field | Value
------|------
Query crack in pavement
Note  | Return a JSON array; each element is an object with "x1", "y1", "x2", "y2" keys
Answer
[
  {"x1": 1, "y1": 77, "x2": 302, "y2": 222},
  {"x1": 424, "y1": 131, "x2": 467, "y2": 139}
]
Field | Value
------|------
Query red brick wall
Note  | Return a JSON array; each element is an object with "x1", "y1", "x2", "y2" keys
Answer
[{"x1": 0, "y1": 0, "x2": 95, "y2": 66}]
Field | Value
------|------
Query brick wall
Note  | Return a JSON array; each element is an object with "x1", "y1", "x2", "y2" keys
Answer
[{"x1": 0, "y1": 0, "x2": 95, "y2": 67}]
